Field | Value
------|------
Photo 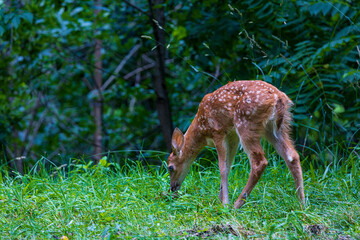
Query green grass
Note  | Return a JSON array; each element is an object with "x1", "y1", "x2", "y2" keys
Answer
[{"x1": 0, "y1": 152, "x2": 359, "y2": 239}]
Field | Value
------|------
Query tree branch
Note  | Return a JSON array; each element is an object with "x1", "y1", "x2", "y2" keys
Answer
[
  {"x1": 124, "y1": 59, "x2": 173, "y2": 80},
  {"x1": 123, "y1": 0, "x2": 149, "y2": 16},
  {"x1": 22, "y1": 96, "x2": 41, "y2": 149},
  {"x1": 102, "y1": 44, "x2": 141, "y2": 91},
  {"x1": 83, "y1": 77, "x2": 93, "y2": 90},
  {"x1": 23, "y1": 108, "x2": 48, "y2": 157},
  {"x1": 5, "y1": 145, "x2": 15, "y2": 159}
]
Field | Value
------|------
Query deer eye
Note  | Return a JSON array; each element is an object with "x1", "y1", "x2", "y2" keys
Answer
[{"x1": 168, "y1": 166, "x2": 174, "y2": 172}]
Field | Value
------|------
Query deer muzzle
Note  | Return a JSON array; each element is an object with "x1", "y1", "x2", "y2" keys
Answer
[{"x1": 170, "y1": 182, "x2": 180, "y2": 192}]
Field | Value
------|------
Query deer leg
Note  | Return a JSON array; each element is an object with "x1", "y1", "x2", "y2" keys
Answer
[
  {"x1": 234, "y1": 138, "x2": 267, "y2": 209},
  {"x1": 214, "y1": 137, "x2": 229, "y2": 205},
  {"x1": 266, "y1": 131, "x2": 305, "y2": 203},
  {"x1": 214, "y1": 134, "x2": 238, "y2": 206}
]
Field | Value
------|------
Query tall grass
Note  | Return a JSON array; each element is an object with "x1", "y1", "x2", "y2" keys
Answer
[{"x1": 0, "y1": 150, "x2": 359, "y2": 239}]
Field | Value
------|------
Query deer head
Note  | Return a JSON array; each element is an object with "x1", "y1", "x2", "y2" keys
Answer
[{"x1": 167, "y1": 128, "x2": 190, "y2": 192}]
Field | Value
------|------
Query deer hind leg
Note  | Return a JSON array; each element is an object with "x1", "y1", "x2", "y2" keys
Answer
[
  {"x1": 265, "y1": 129, "x2": 305, "y2": 203},
  {"x1": 234, "y1": 132, "x2": 268, "y2": 209},
  {"x1": 214, "y1": 132, "x2": 239, "y2": 206}
]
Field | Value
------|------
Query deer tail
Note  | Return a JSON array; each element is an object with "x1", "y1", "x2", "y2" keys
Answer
[{"x1": 276, "y1": 94, "x2": 293, "y2": 131}]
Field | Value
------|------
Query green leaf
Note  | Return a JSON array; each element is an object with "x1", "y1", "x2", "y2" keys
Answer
[
  {"x1": 333, "y1": 104, "x2": 345, "y2": 114},
  {"x1": 308, "y1": 2, "x2": 332, "y2": 16},
  {"x1": 0, "y1": 26, "x2": 4, "y2": 36},
  {"x1": 4, "y1": 12, "x2": 14, "y2": 24},
  {"x1": 11, "y1": 16, "x2": 20, "y2": 29},
  {"x1": 70, "y1": 7, "x2": 83, "y2": 16},
  {"x1": 20, "y1": 12, "x2": 33, "y2": 23},
  {"x1": 172, "y1": 26, "x2": 187, "y2": 41}
]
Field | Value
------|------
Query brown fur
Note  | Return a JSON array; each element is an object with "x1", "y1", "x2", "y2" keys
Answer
[{"x1": 167, "y1": 80, "x2": 305, "y2": 208}]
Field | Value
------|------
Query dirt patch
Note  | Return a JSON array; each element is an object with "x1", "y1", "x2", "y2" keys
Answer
[
  {"x1": 181, "y1": 224, "x2": 256, "y2": 238},
  {"x1": 305, "y1": 224, "x2": 326, "y2": 235},
  {"x1": 181, "y1": 224, "x2": 237, "y2": 238},
  {"x1": 304, "y1": 224, "x2": 354, "y2": 239}
]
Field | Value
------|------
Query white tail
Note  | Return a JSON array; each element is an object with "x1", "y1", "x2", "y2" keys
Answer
[{"x1": 167, "y1": 80, "x2": 305, "y2": 208}]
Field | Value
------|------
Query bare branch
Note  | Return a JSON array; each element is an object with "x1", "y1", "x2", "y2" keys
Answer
[
  {"x1": 102, "y1": 44, "x2": 141, "y2": 91},
  {"x1": 47, "y1": 148, "x2": 61, "y2": 160},
  {"x1": 124, "y1": 63, "x2": 155, "y2": 80},
  {"x1": 22, "y1": 96, "x2": 41, "y2": 150},
  {"x1": 83, "y1": 77, "x2": 93, "y2": 90},
  {"x1": 123, "y1": 0, "x2": 149, "y2": 16},
  {"x1": 142, "y1": 54, "x2": 155, "y2": 63},
  {"x1": 124, "y1": 59, "x2": 173, "y2": 80},
  {"x1": 5, "y1": 145, "x2": 15, "y2": 159},
  {"x1": 23, "y1": 109, "x2": 48, "y2": 157},
  {"x1": 214, "y1": 64, "x2": 220, "y2": 79}
]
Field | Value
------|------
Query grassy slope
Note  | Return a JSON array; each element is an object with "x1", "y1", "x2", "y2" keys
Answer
[{"x1": 0, "y1": 152, "x2": 359, "y2": 239}]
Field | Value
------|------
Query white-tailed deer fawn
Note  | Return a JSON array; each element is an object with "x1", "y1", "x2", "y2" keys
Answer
[{"x1": 167, "y1": 80, "x2": 305, "y2": 208}]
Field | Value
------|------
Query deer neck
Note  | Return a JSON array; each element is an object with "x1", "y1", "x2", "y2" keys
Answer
[{"x1": 181, "y1": 120, "x2": 206, "y2": 162}]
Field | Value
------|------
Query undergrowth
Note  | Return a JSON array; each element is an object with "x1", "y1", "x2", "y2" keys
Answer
[{"x1": 0, "y1": 151, "x2": 359, "y2": 239}]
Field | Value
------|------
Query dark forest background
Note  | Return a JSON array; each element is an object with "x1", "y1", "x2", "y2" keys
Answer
[{"x1": 0, "y1": 0, "x2": 359, "y2": 174}]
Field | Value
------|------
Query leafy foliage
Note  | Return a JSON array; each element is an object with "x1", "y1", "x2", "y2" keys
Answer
[{"x1": 0, "y1": 0, "x2": 359, "y2": 170}]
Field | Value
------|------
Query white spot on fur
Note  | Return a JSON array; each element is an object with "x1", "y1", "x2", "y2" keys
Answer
[
  {"x1": 287, "y1": 151, "x2": 293, "y2": 162},
  {"x1": 270, "y1": 106, "x2": 276, "y2": 120},
  {"x1": 272, "y1": 122, "x2": 278, "y2": 139},
  {"x1": 246, "y1": 97, "x2": 251, "y2": 103},
  {"x1": 235, "y1": 129, "x2": 243, "y2": 150}
]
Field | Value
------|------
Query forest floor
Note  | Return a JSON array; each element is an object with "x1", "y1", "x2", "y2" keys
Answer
[{"x1": 0, "y1": 152, "x2": 359, "y2": 239}]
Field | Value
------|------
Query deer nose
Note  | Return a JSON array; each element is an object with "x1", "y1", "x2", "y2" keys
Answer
[{"x1": 170, "y1": 183, "x2": 180, "y2": 192}]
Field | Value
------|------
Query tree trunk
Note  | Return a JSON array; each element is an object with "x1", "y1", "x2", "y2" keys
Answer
[
  {"x1": 148, "y1": 0, "x2": 173, "y2": 151},
  {"x1": 93, "y1": 0, "x2": 103, "y2": 163}
]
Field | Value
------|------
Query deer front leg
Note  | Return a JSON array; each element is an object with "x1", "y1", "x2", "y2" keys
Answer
[
  {"x1": 214, "y1": 134, "x2": 238, "y2": 206},
  {"x1": 234, "y1": 139, "x2": 267, "y2": 209}
]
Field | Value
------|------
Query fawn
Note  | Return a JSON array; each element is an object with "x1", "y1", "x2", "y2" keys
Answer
[{"x1": 167, "y1": 80, "x2": 305, "y2": 208}]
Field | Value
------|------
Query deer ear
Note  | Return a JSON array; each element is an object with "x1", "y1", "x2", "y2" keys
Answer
[{"x1": 171, "y1": 128, "x2": 184, "y2": 155}]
